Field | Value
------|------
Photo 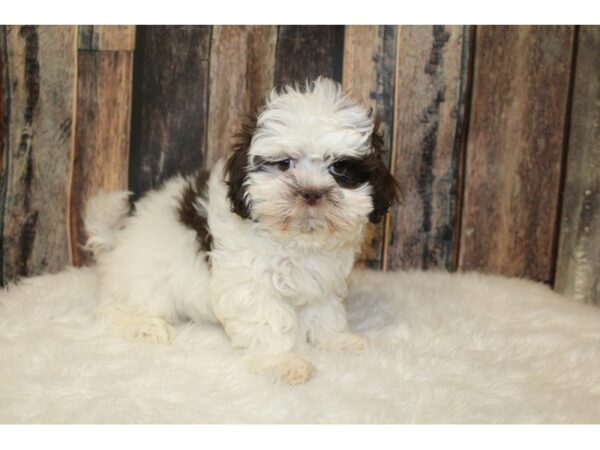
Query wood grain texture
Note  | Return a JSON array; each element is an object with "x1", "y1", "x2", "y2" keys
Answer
[
  {"x1": 2, "y1": 26, "x2": 77, "y2": 282},
  {"x1": 342, "y1": 25, "x2": 397, "y2": 269},
  {"x1": 70, "y1": 51, "x2": 133, "y2": 266},
  {"x1": 206, "y1": 26, "x2": 277, "y2": 168},
  {"x1": 79, "y1": 25, "x2": 136, "y2": 51},
  {"x1": 386, "y1": 26, "x2": 472, "y2": 271},
  {"x1": 459, "y1": 26, "x2": 575, "y2": 282},
  {"x1": 274, "y1": 26, "x2": 344, "y2": 85},
  {"x1": 554, "y1": 26, "x2": 600, "y2": 304},
  {"x1": 0, "y1": 28, "x2": 4, "y2": 175},
  {"x1": 128, "y1": 26, "x2": 211, "y2": 198},
  {"x1": 0, "y1": 27, "x2": 7, "y2": 283}
]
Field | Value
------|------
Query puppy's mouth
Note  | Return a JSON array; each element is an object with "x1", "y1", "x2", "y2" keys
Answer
[
  {"x1": 285, "y1": 191, "x2": 348, "y2": 233},
  {"x1": 250, "y1": 177, "x2": 358, "y2": 236}
]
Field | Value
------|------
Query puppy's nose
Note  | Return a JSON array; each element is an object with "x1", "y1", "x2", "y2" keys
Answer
[{"x1": 300, "y1": 189, "x2": 323, "y2": 206}]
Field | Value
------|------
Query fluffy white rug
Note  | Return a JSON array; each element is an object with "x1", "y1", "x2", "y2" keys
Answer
[{"x1": 1, "y1": 267, "x2": 599, "y2": 423}]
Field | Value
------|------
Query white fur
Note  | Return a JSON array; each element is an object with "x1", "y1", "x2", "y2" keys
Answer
[
  {"x1": 83, "y1": 191, "x2": 131, "y2": 257},
  {"x1": 2, "y1": 267, "x2": 600, "y2": 423},
  {"x1": 87, "y1": 78, "x2": 377, "y2": 383}
]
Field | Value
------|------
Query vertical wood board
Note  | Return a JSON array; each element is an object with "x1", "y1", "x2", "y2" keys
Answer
[
  {"x1": 128, "y1": 26, "x2": 211, "y2": 198},
  {"x1": 274, "y1": 26, "x2": 344, "y2": 85},
  {"x1": 459, "y1": 26, "x2": 575, "y2": 282},
  {"x1": 2, "y1": 25, "x2": 77, "y2": 281},
  {"x1": 554, "y1": 26, "x2": 600, "y2": 304},
  {"x1": 70, "y1": 51, "x2": 133, "y2": 266},
  {"x1": 205, "y1": 26, "x2": 277, "y2": 168},
  {"x1": 386, "y1": 25, "x2": 471, "y2": 271}
]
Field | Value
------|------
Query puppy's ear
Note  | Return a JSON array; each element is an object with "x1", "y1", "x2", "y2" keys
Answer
[
  {"x1": 367, "y1": 123, "x2": 401, "y2": 224},
  {"x1": 224, "y1": 113, "x2": 257, "y2": 219}
]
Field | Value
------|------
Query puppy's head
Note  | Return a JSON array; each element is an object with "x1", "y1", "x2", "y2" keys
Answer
[{"x1": 225, "y1": 77, "x2": 400, "y2": 241}]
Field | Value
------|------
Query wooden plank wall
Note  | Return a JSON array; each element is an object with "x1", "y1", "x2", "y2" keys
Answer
[{"x1": 0, "y1": 25, "x2": 597, "y2": 305}]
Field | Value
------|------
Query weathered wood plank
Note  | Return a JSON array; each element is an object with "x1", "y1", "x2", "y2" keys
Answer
[
  {"x1": 70, "y1": 51, "x2": 133, "y2": 266},
  {"x1": 0, "y1": 28, "x2": 5, "y2": 176},
  {"x1": 386, "y1": 25, "x2": 472, "y2": 272},
  {"x1": 274, "y1": 25, "x2": 344, "y2": 85},
  {"x1": 206, "y1": 26, "x2": 277, "y2": 168},
  {"x1": 128, "y1": 26, "x2": 211, "y2": 198},
  {"x1": 342, "y1": 25, "x2": 397, "y2": 269},
  {"x1": 2, "y1": 26, "x2": 77, "y2": 281},
  {"x1": 554, "y1": 26, "x2": 600, "y2": 304},
  {"x1": 0, "y1": 27, "x2": 7, "y2": 284},
  {"x1": 79, "y1": 25, "x2": 136, "y2": 51},
  {"x1": 459, "y1": 26, "x2": 575, "y2": 282}
]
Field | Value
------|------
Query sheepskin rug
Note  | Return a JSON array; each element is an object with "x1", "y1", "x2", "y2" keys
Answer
[{"x1": 1, "y1": 266, "x2": 599, "y2": 423}]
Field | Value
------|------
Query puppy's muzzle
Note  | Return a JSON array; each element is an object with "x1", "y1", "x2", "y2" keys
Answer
[{"x1": 300, "y1": 189, "x2": 324, "y2": 206}]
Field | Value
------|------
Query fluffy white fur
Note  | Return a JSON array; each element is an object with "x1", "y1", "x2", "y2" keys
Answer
[
  {"x1": 87, "y1": 78, "x2": 392, "y2": 384},
  {"x1": 1, "y1": 267, "x2": 600, "y2": 423}
]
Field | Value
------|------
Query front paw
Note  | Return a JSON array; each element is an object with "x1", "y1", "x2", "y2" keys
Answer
[
  {"x1": 98, "y1": 306, "x2": 176, "y2": 344},
  {"x1": 246, "y1": 353, "x2": 316, "y2": 385},
  {"x1": 316, "y1": 332, "x2": 367, "y2": 353},
  {"x1": 132, "y1": 317, "x2": 176, "y2": 344}
]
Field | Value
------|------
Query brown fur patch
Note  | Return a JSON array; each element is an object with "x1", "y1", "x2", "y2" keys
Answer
[
  {"x1": 224, "y1": 106, "x2": 262, "y2": 219},
  {"x1": 328, "y1": 120, "x2": 401, "y2": 223},
  {"x1": 178, "y1": 170, "x2": 213, "y2": 258},
  {"x1": 366, "y1": 121, "x2": 402, "y2": 223}
]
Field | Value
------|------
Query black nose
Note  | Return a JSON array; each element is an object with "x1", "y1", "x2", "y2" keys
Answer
[{"x1": 300, "y1": 189, "x2": 323, "y2": 205}]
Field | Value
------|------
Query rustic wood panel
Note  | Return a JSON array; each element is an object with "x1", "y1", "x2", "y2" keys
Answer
[
  {"x1": 70, "y1": 51, "x2": 133, "y2": 266},
  {"x1": 2, "y1": 26, "x2": 77, "y2": 282},
  {"x1": 274, "y1": 26, "x2": 344, "y2": 85},
  {"x1": 459, "y1": 26, "x2": 575, "y2": 282},
  {"x1": 386, "y1": 25, "x2": 472, "y2": 272},
  {"x1": 342, "y1": 25, "x2": 397, "y2": 269},
  {"x1": 79, "y1": 25, "x2": 136, "y2": 51},
  {"x1": 206, "y1": 26, "x2": 277, "y2": 168},
  {"x1": 0, "y1": 27, "x2": 7, "y2": 284},
  {"x1": 554, "y1": 26, "x2": 600, "y2": 304},
  {"x1": 128, "y1": 26, "x2": 211, "y2": 198}
]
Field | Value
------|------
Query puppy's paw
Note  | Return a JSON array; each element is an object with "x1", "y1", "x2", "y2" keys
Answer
[
  {"x1": 247, "y1": 353, "x2": 316, "y2": 385},
  {"x1": 316, "y1": 332, "x2": 367, "y2": 353},
  {"x1": 98, "y1": 306, "x2": 175, "y2": 344},
  {"x1": 131, "y1": 317, "x2": 175, "y2": 344}
]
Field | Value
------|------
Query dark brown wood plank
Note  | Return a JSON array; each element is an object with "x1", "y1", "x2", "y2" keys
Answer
[
  {"x1": 386, "y1": 25, "x2": 472, "y2": 272},
  {"x1": 128, "y1": 26, "x2": 211, "y2": 198},
  {"x1": 79, "y1": 25, "x2": 136, "y2": 51},
  {"x1": 70, "y1": 51, "x2": 133, "y2": 266},
  {"x1": 459, "y1": 26, "x2": 575, "y2": 282},
  {"x1": 2, "y1": 26, "x2": 77, "y2": 282},
  {"x1": 342, "y1": 25, "x2": 397, "y2": 269},
  {"x1": 554, "y1": 26, "x2": 600, "y2": 304},
  {"x1": 274, "y1": 26, "x2": 344, "y2": 85},
  {"x1": 206, "y1": 26, "x2": 277, "y2": 168}
]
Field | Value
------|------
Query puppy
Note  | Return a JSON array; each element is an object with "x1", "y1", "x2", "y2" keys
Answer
[{"x1": 86, "y1": 77, "x2": 400, "y2": 384}]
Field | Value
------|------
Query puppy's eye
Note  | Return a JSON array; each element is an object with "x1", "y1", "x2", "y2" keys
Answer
[
  {"x1": 276, "y1": 159, "x2": 293, "y2": 171},
  {"x1": 328, "y1": 161, "x2": 349, "y2": 177},
  {"x1": 264, "y1": 159, "x2": 294, "y2": 171}
]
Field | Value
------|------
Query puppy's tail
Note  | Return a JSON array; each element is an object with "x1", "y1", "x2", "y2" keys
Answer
[{"x1": 83, "y1": 191, "x2": 131, "y2": 259}]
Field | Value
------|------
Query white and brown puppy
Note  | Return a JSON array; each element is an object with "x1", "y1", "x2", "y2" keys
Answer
[{"x1": 86, "y1": 77, "x2": 400, "y2": 384}]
